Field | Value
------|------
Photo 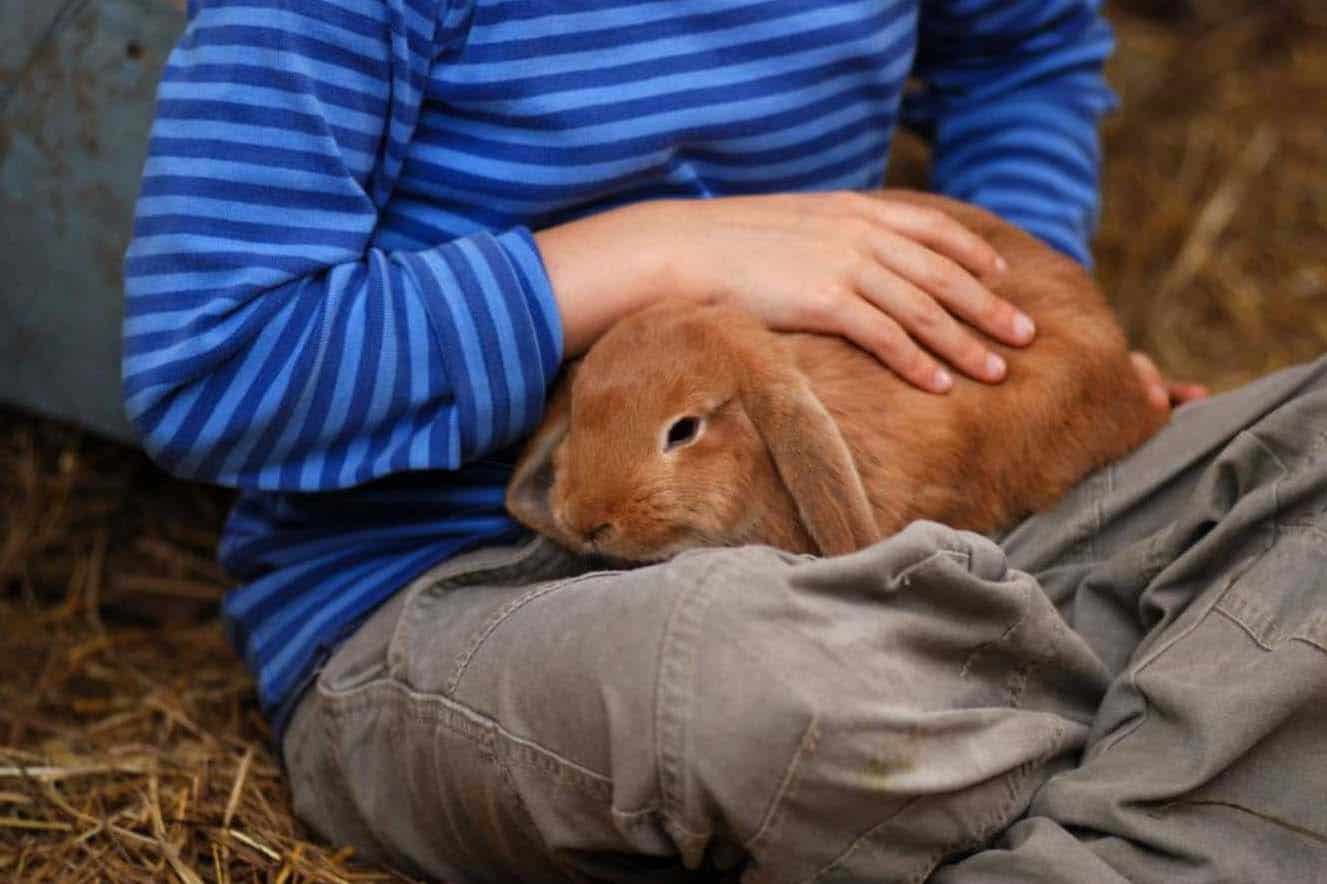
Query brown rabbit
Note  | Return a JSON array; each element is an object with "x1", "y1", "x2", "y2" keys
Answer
[{"x1": 507, "y1": 190, "x2": 1168, "y2": 562}]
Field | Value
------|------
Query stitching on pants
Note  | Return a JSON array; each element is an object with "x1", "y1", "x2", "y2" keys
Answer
[
  {"x1": 1216, "y1": 524, "x2": 1327, "y2": 653},
  {"x1": 386, "y1": 540, "x2": 559, "y2": 679},
  {"x1": 653, "y1": 554, "x2": 734, "y2": 859},
  {"x1": 307, "y1": 676, "x2": 601, "y2": 880},
  {"x1": 445, "y1": 571, "x2": 608, "y2": 697},
  {"x1": 321, "y1": 677, "x2": 614, "y2": 798},
  {"x1": 316, "y1": 698, "x2": 392, "y2": 855},
  {"x1": 936, "y1": 735, "x2": 1062, "y2": 878},
  {"x1": 284, "y1": 702, "x2": 337, "y2": 837},
  {"x1": 612, "y1": 803, "x2": 662, "y2": 823},
  {"x1": 1100, "y1": 546, "x2": 1271, "y2": 756},
  {"x1": 960, "y1": 615, "x2": 1025, "y2": 680},
  {"x1": 1147, "y1": 799, "x2": 1327, "y2": 845},
  {"x1": 1100, "y1": 432, "x2": 1286, "y2": 756},
  {"x1": 496, "y1": 724, "x2": 614, "y2": 795},
  {"x1": 887, "y1": 547, "x2": 972, "y2": 591},
  {"x1": 803, "y1": 795, "x2": 922, "y2": 884},
  {"x1": 426, "y1": 540, "x2": 578, "y2": 593},
  {"x1": 1292, "y1": 621, "x2": 1327, "y2": 656},
  {"x1": 489, "y1": 750, "x2": 580, "y2": 882},
  {"x1": 957, "y1": 564, "x2": 1036, "y2": 688},
  {"x1": 1214, "y1": 606, "x2": 1278, "y2": 652},
  {"x1": 745, "y1": 715, "x2": 821, "y2": 855},
  {"x1": 1229, "y1": 429, "x2": 1327, "y2": 650}
]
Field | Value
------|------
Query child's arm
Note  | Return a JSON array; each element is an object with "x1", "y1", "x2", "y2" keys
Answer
[
  {"x1": 123, "y1": 0, "x2": 567, "y2": 489},
  {"x1": 902, "y1": 0, "x2": 1117, "y2": 266},
  {"x1": 125, "y1": 1, "x2": 1049, "y2": 486},
  {"x1": 535, "y1": 192, "x2": 1032, "y2": 395}
]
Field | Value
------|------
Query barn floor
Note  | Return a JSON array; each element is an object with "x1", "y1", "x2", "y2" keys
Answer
[{"x1": 3, "y1": 3, "x2": 1326, "y2": 881}]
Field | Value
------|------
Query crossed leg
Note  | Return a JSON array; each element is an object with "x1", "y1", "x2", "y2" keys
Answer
[{"x1": 284, "y1": 357, "x2": 1327, "y2": 883}]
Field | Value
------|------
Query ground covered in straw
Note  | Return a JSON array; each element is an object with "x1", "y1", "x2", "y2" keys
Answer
[{"x1": 4, "y1": 3, "x2": 1326, "y2": 881}]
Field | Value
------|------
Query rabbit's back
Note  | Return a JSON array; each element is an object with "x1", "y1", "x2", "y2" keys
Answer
[{"x1": 791, "y1": 191, "x2": 1164, "y2": 536}]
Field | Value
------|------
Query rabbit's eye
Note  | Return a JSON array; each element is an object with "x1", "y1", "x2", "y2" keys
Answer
[{"x1": 664, "y1": 416, "x2": 701, "y2": 451}]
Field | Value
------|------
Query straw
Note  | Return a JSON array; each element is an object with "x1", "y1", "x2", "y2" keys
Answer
[{"x1": 3, "y1": 3, "x2": 1325, "y2": 880}]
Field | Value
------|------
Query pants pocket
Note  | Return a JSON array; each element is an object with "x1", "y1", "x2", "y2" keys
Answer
[
  {"x1": 1058, "y1": 521, "x2": 1327, "y2": 876},
  {"x1": 1217, "y1": 523, "x2": 1327, "y2": 653}
]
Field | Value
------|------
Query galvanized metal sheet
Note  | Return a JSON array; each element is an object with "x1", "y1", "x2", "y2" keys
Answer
[{"x1": 1, "y1": 0, "x2": 185, "y2": 442}]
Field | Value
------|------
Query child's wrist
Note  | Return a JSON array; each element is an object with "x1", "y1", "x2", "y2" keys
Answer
[
  {"x1": 536, "y1": 202, "x2": 686, "y2": 356},
  {"x1": 619, "y1": 199, "x2": 724, "y2": 310}
]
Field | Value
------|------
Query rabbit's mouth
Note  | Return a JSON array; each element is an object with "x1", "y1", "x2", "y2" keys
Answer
[
  {"x1": 573, "y1": 550, "x2": 644, "y2": 571},
  {"x1": 582, "y1": 523, "x2": 727, "y2": 564}
]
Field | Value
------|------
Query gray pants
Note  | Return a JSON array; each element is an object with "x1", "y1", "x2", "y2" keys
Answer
[{"x1": 283, "y1": 358, "x2": 1327, "y2": 884}]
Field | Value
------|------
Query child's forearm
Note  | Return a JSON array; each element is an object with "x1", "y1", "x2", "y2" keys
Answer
[{"x1": 534, "y1": 203, "x2": 681, "y2": 359}]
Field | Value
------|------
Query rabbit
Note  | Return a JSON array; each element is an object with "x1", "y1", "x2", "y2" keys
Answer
[{"x1": 506, "y1": 190, "x2": 1169, "y2": 562}]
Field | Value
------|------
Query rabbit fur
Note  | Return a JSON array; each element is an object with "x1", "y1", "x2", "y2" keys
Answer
[{"x1": 506, "y1": 190, "x2": 1168, "y2": 562}]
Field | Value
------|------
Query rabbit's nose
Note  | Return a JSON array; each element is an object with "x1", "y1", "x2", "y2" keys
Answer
[{"x1": 584, "y1": 522, "x2": 614, "y2": 545}]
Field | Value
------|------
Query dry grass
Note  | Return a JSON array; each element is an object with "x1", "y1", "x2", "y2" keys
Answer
[
  {"x1": 3, "y1": 3, "x2": 1326, "y2": 881},
  {"x1": 0, "y1": 420, "x2": 414, "y2": 882},
  {"x1": 1098, "y1": 0, "x2": 1327, "y2": 390}
]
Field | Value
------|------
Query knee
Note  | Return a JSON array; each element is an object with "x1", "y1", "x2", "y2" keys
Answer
[
  {"x1": 659, "y1": 536, "x2": 985, "y2": 730},
  {"x1": 663, "y1": 527, "x2": 1044, "y2": 722},
  {"x1": 654, "y1": 540, "x2": 1103, "y2": 871},
  {"x1": 658, "y1": 532, "x2": 1103, "y2": 790}
]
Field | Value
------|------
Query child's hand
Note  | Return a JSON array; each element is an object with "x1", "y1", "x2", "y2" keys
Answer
[
  {"x1": 538, "y1": 191, "x2": 1034, "y2": 394},
  {"x1": 1130, "y1": 352, "x2": 1211, "y2": 411}
]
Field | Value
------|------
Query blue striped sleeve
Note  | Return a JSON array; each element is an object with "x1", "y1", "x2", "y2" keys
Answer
[
  {"x1": 902, "y1": 0, "x2": 1117, "y2": 265},
  {"x1": 122, "y1": 0, "x2": 564, "y2": 490}
]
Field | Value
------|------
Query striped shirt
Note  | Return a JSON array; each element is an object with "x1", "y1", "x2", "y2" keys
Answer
[{"x1": 123, "y1": 0, "x2": 1116, "y2": 736}]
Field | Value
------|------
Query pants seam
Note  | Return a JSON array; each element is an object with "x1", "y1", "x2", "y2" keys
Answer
[
  {"x1": 445, "y1": 570, "x2": 610, "y2": 697},
  {"x1": 318, "y1": 677, "x2": 614, "y2": 798},
  {"x1": 314, "y1": 698, "x2": 388, "y2": 858},
  {"x1": 489, "y1": 750, "x2": 580, "y2": 882},
  {"x1": 1216, "y1": 602, "x2": 1278, "y2": 652},
  {"x1": 803, "y1": 797, "x2": 923, "y2": 884},
  {"x1": 386, "y1": 537, "x2": 565, "y2": 683},
  {"x1": 745, "y1": 715, "x2": 821, "y2": 854},
  {"x1": 1292, "y1": 633, "x2": 1327, "y2": 656},
  {"x1": 653, "y1": 553, "x2": 743, "y2": 860}
]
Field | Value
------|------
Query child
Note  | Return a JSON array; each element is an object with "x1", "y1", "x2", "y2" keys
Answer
[{"x1": 124, "y1": 1, "x2": 1324, "y2": 880}]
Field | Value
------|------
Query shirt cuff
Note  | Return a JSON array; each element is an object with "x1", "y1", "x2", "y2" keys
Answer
[{"x1": 408, "y1": 226, "x2": 565, "y2": 463}]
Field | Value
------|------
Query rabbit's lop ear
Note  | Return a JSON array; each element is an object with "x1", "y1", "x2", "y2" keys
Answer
[
  {"x1": 506, "y1": 363, "x2": 576, "y2": 543},
  {"x1": 741, "y1": 363, "x2": 879, "y2": 557}
]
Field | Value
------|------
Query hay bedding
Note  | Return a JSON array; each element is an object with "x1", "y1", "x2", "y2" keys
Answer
[
  {"x1": 1098, "y1": 0, "x2": 1327, "y2": 390},
  {"x1": 3, "y1": 4, "x2": 1325, "y2": 881},
  {"x1": 0, "y1": 420, "x2": 413, "y2": 882}
]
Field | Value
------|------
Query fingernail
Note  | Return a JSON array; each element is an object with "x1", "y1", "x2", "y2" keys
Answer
[
  {"x1": 1012, "y1": 313, "x2": 1035, "y2": 343},
  {"x1": 934, "y1": 368, "x2": 954, "y2": 391},
  {"x1": 995, "y1": 255, "x2": 1009, "y2": 272},
  {"x1": 986, "y1": 353, "x2": 1006, "y2": 380}
]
